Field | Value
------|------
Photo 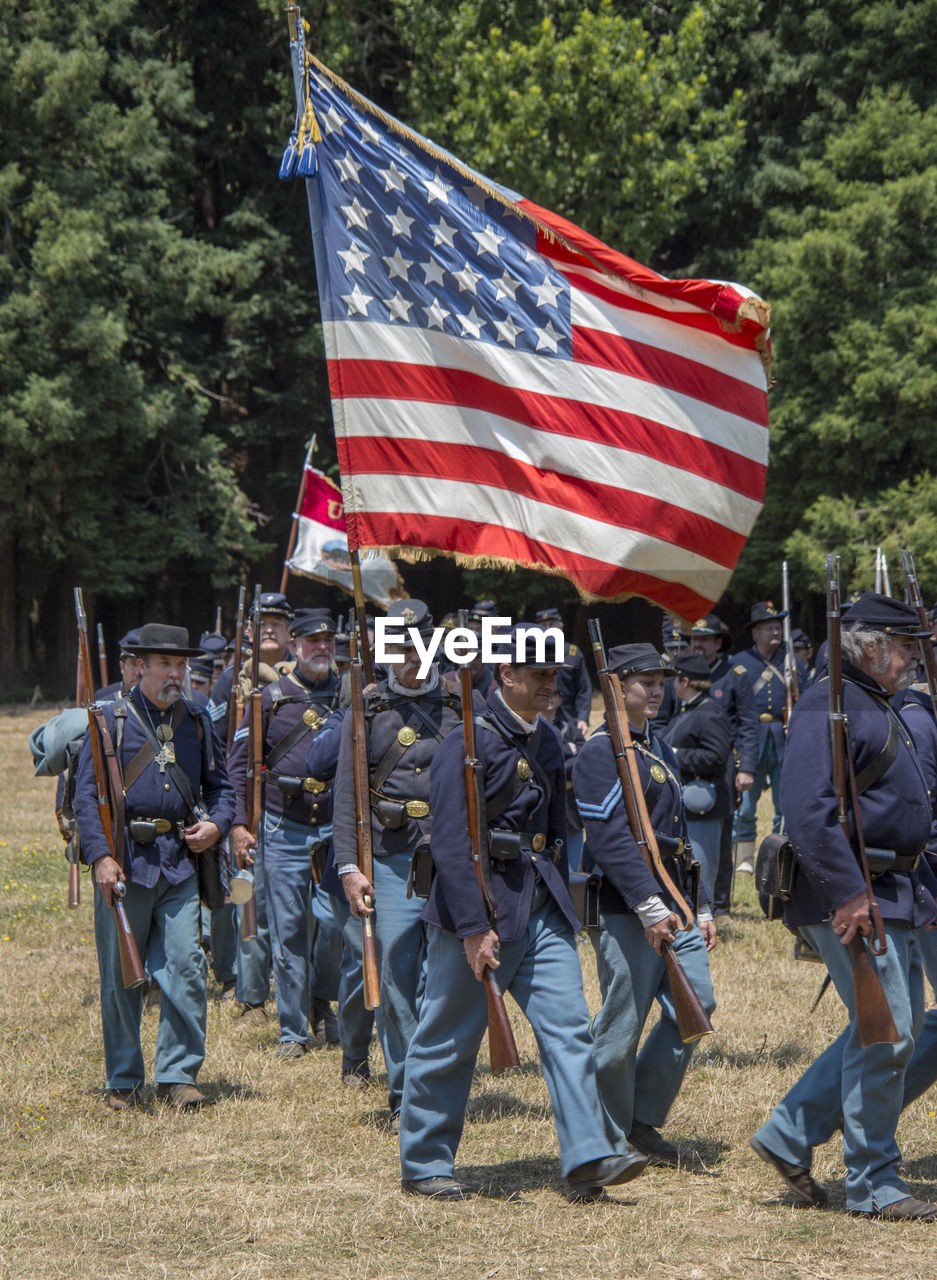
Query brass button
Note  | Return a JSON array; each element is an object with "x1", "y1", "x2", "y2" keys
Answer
[
  {"x1": 531, "y1": 855, "x2": 537, "y2": 863},
  {"x1": 164, "y1": 783, "x2": 171, "y2": 791},
  {"x1": 397, "y1": 726, "x2": 416, "y2": 746},
  {"x1": 415, "y1": 767, "x2": 422, "y2": 775}
]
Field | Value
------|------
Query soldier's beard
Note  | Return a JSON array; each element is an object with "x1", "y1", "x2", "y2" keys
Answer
[{"x1": 159, "y1": 682, "x2": 182, "y2": 705}]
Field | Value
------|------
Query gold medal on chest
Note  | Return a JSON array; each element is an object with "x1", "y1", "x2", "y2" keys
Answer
[
  {"x1": 650, "y1": 764, "x2": 667, "y2": 783},
  {"x1": 397, "y1": 725, "x2": 417, "y2": 747},
  {"x1": 156, "y1": 723, "x2": 174, "y2": 744},
  {"x1": 303, "y1": 708, "x2": 321, "y2": 728},
  {"x1": 517, "y1": 758, "x2": 531, "y2": 781}
]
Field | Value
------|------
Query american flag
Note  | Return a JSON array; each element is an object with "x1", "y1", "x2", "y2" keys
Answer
[{"x1": 284, "y1": 46, "x2": 770, "y2": 619}]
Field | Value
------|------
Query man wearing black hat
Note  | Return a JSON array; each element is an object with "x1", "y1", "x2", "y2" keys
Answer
[
  {"x1": 534, "y1": 607, "x2": 592, "y2": 734},
  {"x1": 661, "y1": 652, "x2": 733, "y2": 902},
  {"x1": 733, "y1": 602, "x2": 806, "y2": 872},
  {"x1": 574, "y1": 644, "x2": 716, "y2": 1169},
  {"x1": 227, "y1": 608, "x2": 342, "y2": 1056},
  {"x1": 752, "y1": 592, "x2": 937, "y2": 1220},
  {"x1": 73, "y1": 623, "x2": 236, "y2": 1110},
  {"x1": 198, "y1": 631, "x2": 228, "y2": 693},
  {"x1": 399, "y1": 627, "x2": 645, "y2": 1200},
  {"x1": 332, "y1": 600, "x2": 465, "y2": 1122}
]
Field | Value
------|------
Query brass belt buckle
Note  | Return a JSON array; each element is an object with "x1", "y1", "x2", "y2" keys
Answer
[
  {"x1": 758, "y1": 712, "x2": 774, "y2": 722},
  {"x1": 531, "y1": 833, "x2": 546, "y2": 852},
  {"x1": 303, "y1": 777, "x2": 326, "y2": 794},
  {"x1": 405, "y1": 800, "x2": 430, "y2": 819},
  {"x1": 154, "y1": 818, "x2": 173, "y2": 834}
]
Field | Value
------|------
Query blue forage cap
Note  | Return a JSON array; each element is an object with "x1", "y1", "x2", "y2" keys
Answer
[
  {"x1": 257, "y1": 592, "x2": 293, "y2": 618},
  {"x1": 844, "y1": 592, "x2": 930, "y2": 638},
  {"x1": 608, "y1": 644, "x2": 675, "y2": 677},
  {"x1": 290, "y1": 608, "x2": 337, "y2": 638},
  {"x1": 468, "y1": 599, "x2": 498, "y2": 622},
  {"x1": 199, "y1": 630, "x2": 227, "y2": 656},
  {"x1": 534, "y1": 606, "x2": 563, "y2": 624},
  {"x1": 118, "y1": 628, "x2": 141, "y2": 655},
  {"x1": 673, "y1": 652, "x2": 712, "y2": 681},
  {"x1": 386, "y1": 598, "x2": 434, "y2": 639}
]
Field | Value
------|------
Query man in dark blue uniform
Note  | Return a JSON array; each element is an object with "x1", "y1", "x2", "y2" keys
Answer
[
  {"x1": 228, "y1": 608, "x2": 341, "y2": 1057},
  {"x1": 688, "y1": 614, "x2": 758, "y2": 914},
  {"x1": 751, "y1": 593, "x2": 937, "y2": 1220},
  {"x1": 733, "y1": 601, "x2": 804, "y2": 872},
  {"x1": 535, "y1": 606, "x2": 592, "y2": 733},
  {"x1": 74, "y1": 623, "x2": 235, "y2": 1110},
  {"x1": 661, "y1": 651, "x2": 732, "y2": 902},
  {"x1": 398, "y1": 630, "x2": 645, "y2": 1200},
  {"x1": 332, "y1": 599, "x2": 463, "y2": 1125},
  {"x1": 575, "y1": 644, "x2": 716, "y2": 1168},
  {"x1": 97, "y1": 629, "x2": 142, "y2": 701}
]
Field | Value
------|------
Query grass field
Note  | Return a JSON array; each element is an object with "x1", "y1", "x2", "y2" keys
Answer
[{"x1": 2, "y1": 702, "x2": 936, "y2": 1279}]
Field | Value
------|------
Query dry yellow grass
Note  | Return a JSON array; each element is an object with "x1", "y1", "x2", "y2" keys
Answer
[{"x1": 2, "y1": 702, "x2": 936, "y2": 1280}]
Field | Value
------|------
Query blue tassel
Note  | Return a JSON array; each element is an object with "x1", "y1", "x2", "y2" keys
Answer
[
  {"x1": 279, "y1": 135, "x2": 299, "y2": 180},
  {"x1": 296, "y1": 137, "x2": 317, "y2": 177}
]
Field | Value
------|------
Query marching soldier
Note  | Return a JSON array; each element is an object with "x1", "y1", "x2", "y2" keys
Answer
[
  {"x1": 574, "y1": 644, "x2": 716, "y2": 1167},
  {"x1": 534, "y1": 606, "x2": 591, "y2": 734},
  {"x1": 97, "y1": 629, "x2": 142, "y2": 700},
  {"x1": 332, "y1": 599, "x2": 464, "y2": 1124},
  {"x1": 228, "y1": 608, "x2": 342, "y2": 1056},
  {"x1": 733, "y1": 602, "x2": 804, "y2": 872},
  {"x1": 74, "y1": 623, "x2": 235, "y2": 1110},
  {"x1": 751, "y1": 593, "x2": 937, "y2": 1219},
  {"x1": 398, "y1": 630, "x2": 646, "y2": 1200}
]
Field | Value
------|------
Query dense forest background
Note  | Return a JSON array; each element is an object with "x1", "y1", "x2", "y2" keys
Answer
[{"x1": 3, "y1": 0, "x2": 937, "y2": 695}]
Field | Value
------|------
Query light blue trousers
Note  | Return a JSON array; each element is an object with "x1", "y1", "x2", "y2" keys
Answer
[
  {"x1": 371, "y1": 846, "x2": 427, "y2": 1113},
  {"x1": 736, "y1": 732, "x2": 782, "y2": 843},
  {"x1": 754, "y1": 919, "x2": 922, "y2": 1212},
  {"x1": 94, "y1": 873, "x2": 206, "y2": 1090},
  {"x1": 685, "y1": 816, "x2": 722, "y2": 904},
  {"x1": 329, "y1": 890, "x2": 377, "y2": 1064},
  {"x1": 235, "y1": 829, "x2": 272, "y2": 1008},
  {"x1": 590, "y1": 913, "x2": 715, "y2": 1137},
  {"x1": 399, "y1": 886, "x2": 623, "y2": 1181}
]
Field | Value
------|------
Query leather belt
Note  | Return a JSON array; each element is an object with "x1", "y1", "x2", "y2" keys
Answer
[{"x1": 130, "y1": 816, "x2": 180, "y2": 835}]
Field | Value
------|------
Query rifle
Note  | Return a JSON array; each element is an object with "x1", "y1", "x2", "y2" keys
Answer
[
  {"x1": 825, "y1": 554, "x2": 899, "y2": 1046},
  {"x1": 588, "y1": 618, "x2": 713, "y2": 1044},
  {"x1": 227, "y1": 586, "x2": 247, "y2": 755},
  {"x1": 875, "y1": 545, "x2": 883, "y2": 595},
  {"x1": 96, "y1": 623, "x2": 109, "y2": 690},
  {"x1": 348, "y1": 626, "x2": 380, "y2": 1010},
  {"x1": 901, "y1": 548, "x2": 937, "y2": 723},
  {"x1": 215, "y1": 605, "x2": 223, "y2": 635},
  {"x1": 240, "y1": 584, "x2": 262, "y2": 943},
  {"x1": 781, "y1": 560, "x2": 799, "y2": 728},
  {"x1": 74, "y1": 589, "x2": 145, "y2": 988},
  {"x1": 457, "y1": 610, "x2": 519, "y2": 1073}
]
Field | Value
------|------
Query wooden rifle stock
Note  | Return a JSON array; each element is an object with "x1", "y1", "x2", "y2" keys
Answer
[
  {"x1": 349, "y1": 630, "x2": 380, "y2": 1009},
  {"x1": 587, "y1": 618, "x2": 713, "y2": 1045},
  {"x1": 825, "y1": 555, "x2": 899, "y2": 1047},
  {"x1": 68, "y1": 861, "x2": 80, "y2": 909},
  {"x1": 458, "y1": 613, "x2": 519, "y2": 1073},
  {"x1": 74, "y1": 589, "x2": 145, "y2": 988},
  {"x1": 96, "y1": 623, "x2": 109, "y2": 690}
]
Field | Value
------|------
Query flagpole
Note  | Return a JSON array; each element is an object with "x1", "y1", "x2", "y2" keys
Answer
[
  {"x1": 279, "y1": 437, "x2": 316, "y2": 596},
  {"x1": 349, "y1": 548, "x2": 374, "y2": 685}
]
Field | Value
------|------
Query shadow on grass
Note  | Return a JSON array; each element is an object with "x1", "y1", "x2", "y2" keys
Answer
[
  {"x1": 672, "y1": 1135, "x2": 733, "y2": 1174},
  {"x1": 702, "y1": 1035, "x2": 812, "y2": 1069},
  {"x1": 458, "y1": 1157, "x2": 641, "y2": 1204},
  {"x1": 467, "y1": 1092, "x2": 552, "y2": 1123},
  {"x1": 201, "y1": 1077, "x2": 263, "y2": 1104}
]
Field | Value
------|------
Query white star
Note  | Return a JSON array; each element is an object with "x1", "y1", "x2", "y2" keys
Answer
[
  {"x1": 534, "y1": 320, "x2": 563, "y2": 353},
  {"x1": 532, "y1": 275, "x2": 563, "y2": 309},
  {"x1": 471, "y1": 225, "x2": 505, "y2": 258},
  {"x1": 337, "y1": 243, "x2": 370, "y2": 274},
  {"x1": 452, "y1": 262, "x2": 482, "y2": 295},
  {"x1": 462, "y1": 182, "x2": 488, "y2": 206},
  {"x1": 421, "y1": 258, "x2": 446, "y2": 288},
  {"x1": 383, "y1": 248, "x2": 412, "y2": 281},
  {"x1": 524, "y1": 246, "x2": 542, "y2": 264},
  {"x1": 430, "y1": 215, "x2": 457, "y2": 249},
  {"x1": 493, "y1": 270, "x2": 518, "y2": 303},
  {"x1": 456, "y1": 307, "x2": 485, "y2": 339},
  {"x1": 320, "y1": 104, "x2": 345, "y2": 136},
  {"x1": 424, "y1": 299, "x2": 450, "y2": 330},
  {"x1": 358, "y1": 116, "x2": 382, "y2": 146},
  {"x1": 334, "y1": 150, "x2": 362, "y2": 184},
  {"x1": 423, "y1": 169, "x2": 453, "y2": 204},
  {"x1": 387, "y1": 207, "x2": 415, "y2": 239},
  {"x1": 380, "y1": 161, "x2": 406, "y2": 194},
  {"x1": 342, "y1": 284, "x2": 373, "y2": 317},
  {"x1": 341, "y1": 197, "x2": 369, "y2": 231},
  {"x1": 494, "y1": 315, "x2": 523, "y2": 347},
  {"x1": 387, "y1": 291, "x2": 414, "y2": 322}
]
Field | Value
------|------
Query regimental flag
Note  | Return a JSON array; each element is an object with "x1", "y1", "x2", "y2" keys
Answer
[
  {"x1": 281, "y1": 31, "x2": 770, "y2": 619},
  {"x1": 287, "y1": 465, "x2": 404, "y2": 608}
]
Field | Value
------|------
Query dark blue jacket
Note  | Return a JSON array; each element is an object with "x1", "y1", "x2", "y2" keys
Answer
[
  {"x1": 227, "y1": 669, "x2": 339, "y2": 829},
  {"x1": 653, "y1": 659, "x2": 759, "y2": 775},
  {"x1": 660, "y1": 691, "x2": 733, "y2": 820},
  {"x1": 74, "y1": 687, "x2": 235, "y2": 888},
  {"x1": 780, "y1": 663, "x2": 937, "y2": 928},
  {"x1": 422, "y1": 689, "x2": 576, "y2": 942},
  {"x1": 574, "y1": 722, "x2": 703, "y2": 916},
  {"x1": 732, "y1": 643, "x2": 805, "y2": 756},
  {"x1": 557, "y1": 643, "x2": 592, "y2": 724}
]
